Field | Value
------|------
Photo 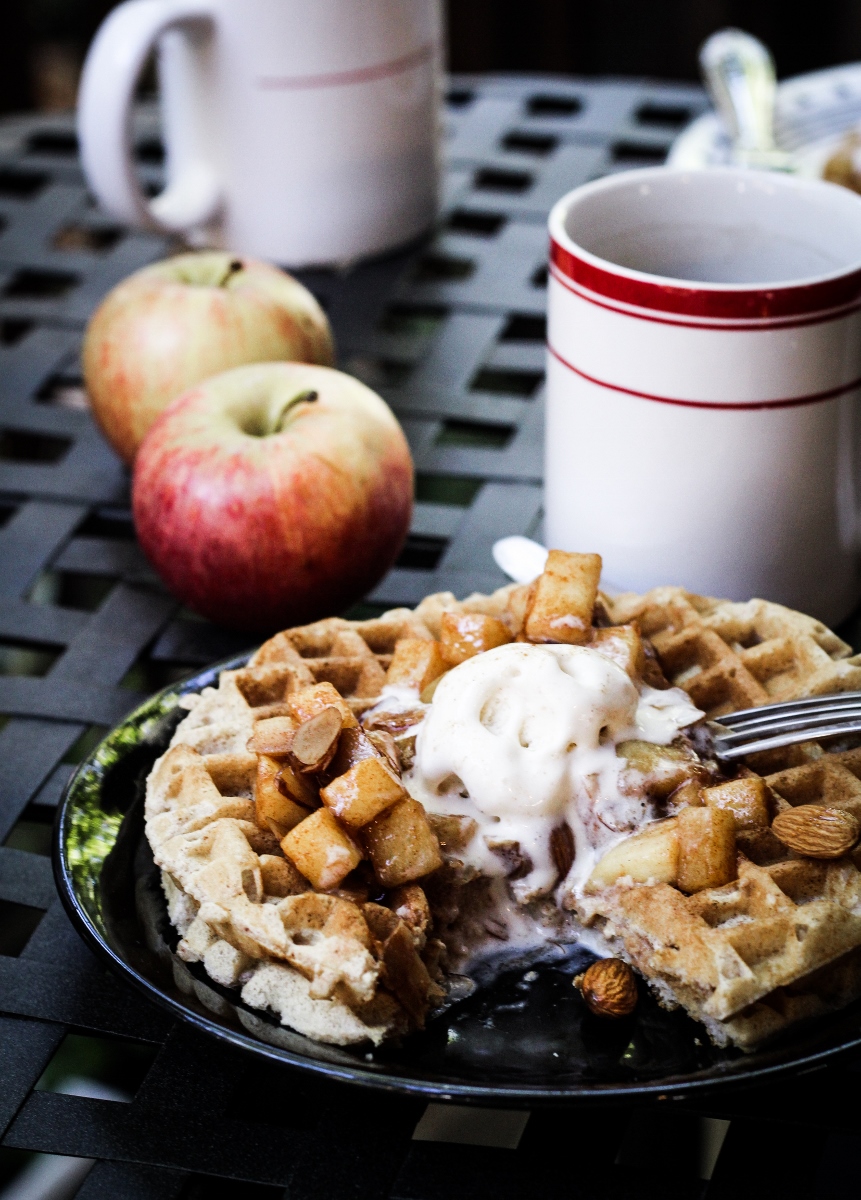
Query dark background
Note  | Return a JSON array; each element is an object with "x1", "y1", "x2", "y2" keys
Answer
[{"x1": 3, "y1": 0, "x2": 861, "y2": 115}]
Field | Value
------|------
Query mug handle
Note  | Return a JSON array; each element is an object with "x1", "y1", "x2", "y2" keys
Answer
[{"x1": 77, "y1": 0, "x2": 221, "y2": 233}]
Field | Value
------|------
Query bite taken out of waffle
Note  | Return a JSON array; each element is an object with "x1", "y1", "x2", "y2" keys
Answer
[{"x1": 144, "y1": 551, "x2": 861, "y2": 1052}]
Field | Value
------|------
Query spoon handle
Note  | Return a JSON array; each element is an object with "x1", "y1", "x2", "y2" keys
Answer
[{"x1": 699, "y1": 28, "x2": 779, "y2": 157}]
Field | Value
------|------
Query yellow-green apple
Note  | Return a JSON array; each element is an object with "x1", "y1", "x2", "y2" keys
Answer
[
  {"x1": 83, "y1": 251, "x2": 334, "y2": 464},
  {"x1": 132, "y1": 362, "x2": 413, "y2": 630}
]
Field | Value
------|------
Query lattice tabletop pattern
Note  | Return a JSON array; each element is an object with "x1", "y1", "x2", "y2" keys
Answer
[{"x1": 1, "y1": 73, "x2": 860, "y2": 1200}]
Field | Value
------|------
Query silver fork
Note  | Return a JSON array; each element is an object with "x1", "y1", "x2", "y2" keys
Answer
[{"x1": 709, "y1": 691, "x2": 861, "y2": 761}]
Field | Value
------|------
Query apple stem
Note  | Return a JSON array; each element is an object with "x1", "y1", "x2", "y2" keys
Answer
[
  {"x1": 271, "y1": 390, "x2": 318, "y2": 433},
  {"x1": 218, "y1": 259, "x2": 244, "y2": 287}
]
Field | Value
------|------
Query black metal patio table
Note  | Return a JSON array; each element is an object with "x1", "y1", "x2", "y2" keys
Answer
[{"x1": 1, "y1": 72, "x2": 860, "y2": 1200}]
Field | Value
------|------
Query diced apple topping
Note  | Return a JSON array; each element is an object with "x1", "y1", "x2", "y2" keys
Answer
[
  {"x1": 617, "y1": 739, "x2": 704, "y2": 799},
  {"x1": 288, "y1": 681, "x2": 357, "y2": 729},
  {"x1": 676, "y1": 806, "x2": 736, "y2": 893},
  {"x1": 702, "y1": 777, "x2": 770, "y2": 831},
  {"x1": 255, "y1": 754, "x2": 311, "y2": 837},
  {"x1": 362, "y1": 798, "x2": 444, "y2": 887},
  {"x1": 439, "y1": 612, "x2": 513, "y2": 666},
  {"x1": 427, "y1": 812, "x2": 478, "y2": 852},
  {"x1": 281, "y1": 807, "x2": 363, "y2": 890},
  {"x1": 247, "y1": 715, "x2": 296, "y2": 757},
  {"x1": 385, "y1": 637, "x2": 447, "y2": 692},
  {"x1": 258, "y1": 853, "x2": 309, "y2": 897},
  {"x1": 524, "y1": 549, "x2": 602, "y2": 644},
  {"x1": 589, "y1": 624, "x2": 646, "y2": 680},
  {"x1": 587, "y1": 818, "x2": 680, "y2": 890},
  {"x1": 321, "y1": 755, "x2": 407, "y2": 828}
]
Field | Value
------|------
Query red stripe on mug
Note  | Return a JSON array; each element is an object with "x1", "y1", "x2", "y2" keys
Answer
[
  {"x1": 547, "y1": 343, "x2": 861, "y2": 410},
  {"x1": 548, "y1": 262, "x2": 861, "y2": 332},
  {"x1": 550, "y1": 239, "x2": 861, "y2": 321},
  {"x1": 258, "y1": 44, "x2": 433, "y2": 91}
]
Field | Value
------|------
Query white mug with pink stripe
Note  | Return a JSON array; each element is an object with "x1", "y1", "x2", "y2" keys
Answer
[
  {"x1": 78, "y1": 0, "x2": 442, "y2": 266},
  {"x1": 546, "y1": 167, "x2": 861, "y2": 626}
]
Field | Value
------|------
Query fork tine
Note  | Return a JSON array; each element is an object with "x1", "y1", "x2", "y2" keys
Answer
[
  {"x1": 716, "y1": 690, "x2": 861, "y2": 728},
  {"x1": 713, "y1": 717, "x2": 861, "y2": 760},
  {"x1": 713, "y1": 704, "x2": 861, "y2": 743}
]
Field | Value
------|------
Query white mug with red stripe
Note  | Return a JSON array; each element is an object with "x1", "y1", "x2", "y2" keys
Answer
[
  {"x1": 546, "y1": 167, "x2": 861, "y2": 625},
  {"x1": 78, "y1": 0, "x2": 442, "y2": 266}
]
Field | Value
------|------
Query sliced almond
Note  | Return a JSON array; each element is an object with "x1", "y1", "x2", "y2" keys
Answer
[
  {"x1": 290, "y1": 705, "x2": 343, "y2": 773},
  {"x1": 276, "y1": 761, "x2": 320, "y2": 809},
  {"x1": 367, "y1": 729, "x2": 400, "y2": 777},
  {"x1": 364, "y1": 709, "x2": 426, "y2": 737},
  {"x1": 772, "y1": 804, "x2": 860, "y2": 859}
]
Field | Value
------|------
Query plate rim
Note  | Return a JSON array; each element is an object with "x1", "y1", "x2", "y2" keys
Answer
[{"x1": 52, "y1": 657, "x2": 861, "y2": 1104}]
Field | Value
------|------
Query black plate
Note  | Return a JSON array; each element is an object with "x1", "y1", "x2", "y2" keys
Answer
[{"x1": 53, "y1": 655, "x2": 861, "y2": 1102}]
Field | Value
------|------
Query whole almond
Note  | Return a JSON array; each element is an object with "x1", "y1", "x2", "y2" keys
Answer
[
  {"x1": 575, "y1": 958, "x2": 638, "y2": 1018},
  {"x1": 290, "y1": 706, "x2": 343, "y2": 773},
  {"x1": 772, "y1": 804, "x2": 860, "y2": 859}
]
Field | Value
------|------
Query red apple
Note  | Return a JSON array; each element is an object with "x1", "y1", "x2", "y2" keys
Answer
[
  {"x1": 132, "y1": 362, "x2": 413, "y2": 630},
  {"x1": 83, "y1": 251, "x2": 334, "y2": 464}
]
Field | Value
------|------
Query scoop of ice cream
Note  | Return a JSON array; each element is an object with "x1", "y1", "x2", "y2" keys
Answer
[
  {"x1": 409, "y1": 642, "x2": 702, "y2": 899},
  {"x1": 417, "y1": 643, "x2": 640, "y2": 820}
]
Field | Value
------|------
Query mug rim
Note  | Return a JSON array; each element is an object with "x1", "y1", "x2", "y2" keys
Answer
[{"x1": 548, "y1": 167, "x2": 861, "y2": 322}]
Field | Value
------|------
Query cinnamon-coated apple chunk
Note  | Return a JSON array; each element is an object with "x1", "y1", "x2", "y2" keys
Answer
[
  {"x1": 587, "y1": 818, "x2": 680, "y2": 890},
  {"x1": 288, "y1": 682, "x2": 357, "y2": 729},
  {"x1": 362, "y1": 798, "x2": 444, "y2": 887},
  {"x1": 439, "y1": 612, "x2": 513, "y2": 666},
  {"x1": 385, "y1": 638, "x2": 447, "y2": 692},
  {"x1": 280, "y1": 808, "x2": 362, "y2": 890},
  {"x1": 676, "y1": 806, "x2": 737, "y2": 893},
  {"x1": 702, "y1": 777, "x2": 770, "y2": 830},
  {"x1": 320, "y1": 756, "x2": 406, "y2": 828},
  {"x1": 617, "y1": 740, "x2": 704, "y2": 799},
  {"x1": 247, "y1": 715, "x2": 296, "y2": 757},
  {"x1": 255, "y1": 755, "x2": 310, "y2": 837},
  {"x1": 524, "y1": 549, "x2": 602, "y2": 644}
]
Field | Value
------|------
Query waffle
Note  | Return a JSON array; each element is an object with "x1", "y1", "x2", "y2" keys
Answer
[
  {"x1": 576, "y1": 853, "x2": 861, "y2": 1049},
  {"x1": 240, "y1": 609, "x2": 435, "y2": 717},
  {"x1": 144, "y1": 610, "x2": 448, "y2": 1046},
  {"x1": 608, "y1": 586, "x2": 861, "y2": 718},
  {"x1": 147, "y1": 741, "x2": 409, "y2": 1045},
  {"x1": 145, "y1": 557, "x2": 861, "y2": 1052},
  {"x1": 575, "y1": 748, "x2": 861, "y2": 1048}
]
